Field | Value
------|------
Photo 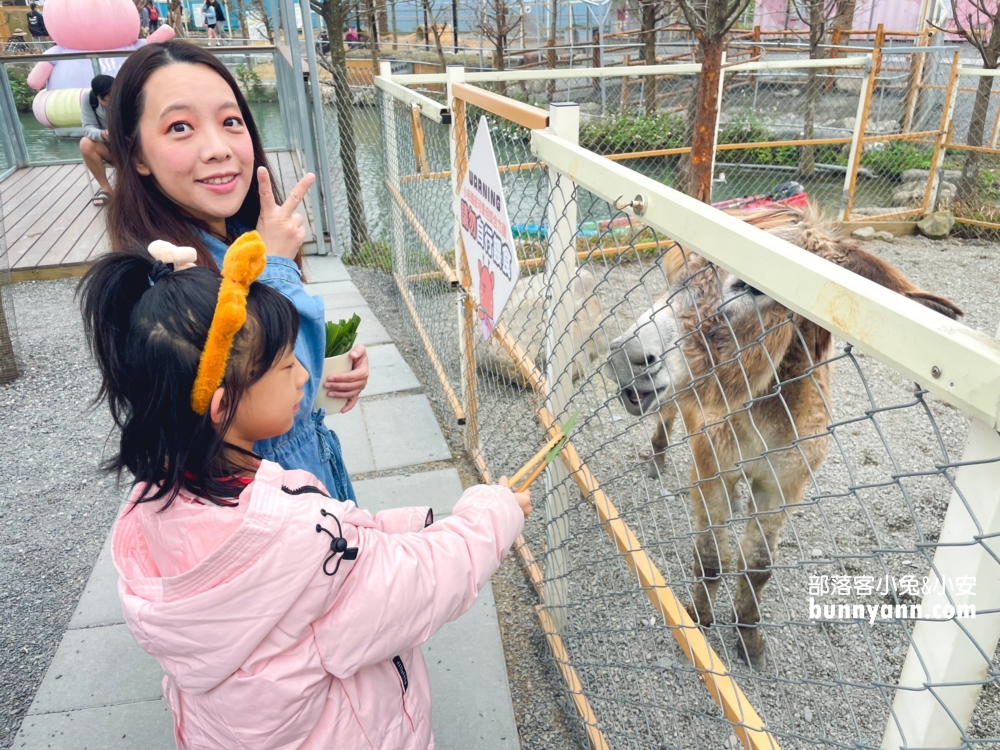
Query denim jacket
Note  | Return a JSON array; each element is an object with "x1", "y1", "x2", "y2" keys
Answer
[{"x1": 202, "y1": 223, "x2": 356, "y2": 503}]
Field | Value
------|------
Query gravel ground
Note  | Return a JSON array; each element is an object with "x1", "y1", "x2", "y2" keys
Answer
[
  {"x1": 0, "y1": 278, "x2": 124, "y2": 750},
  {"x1": 354, "y1": 227, "x2": 1000, "y2": 749}
]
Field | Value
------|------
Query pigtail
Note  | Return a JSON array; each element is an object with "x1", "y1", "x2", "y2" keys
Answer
[{"x1": 78, "y1": 250, "x2": 155, "y2": 430}]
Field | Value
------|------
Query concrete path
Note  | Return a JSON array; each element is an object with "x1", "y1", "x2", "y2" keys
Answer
[{"x1": 12, "y1": 256, "x2": 520, "y2": 750}]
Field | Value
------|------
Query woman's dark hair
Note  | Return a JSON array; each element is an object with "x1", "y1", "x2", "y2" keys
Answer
[
  {"x1": 78, "y1": 250, "x2": 299, "y2": 508},
  {"x1": 106, "y1": 41, "x2": 281, "y2": 271}
]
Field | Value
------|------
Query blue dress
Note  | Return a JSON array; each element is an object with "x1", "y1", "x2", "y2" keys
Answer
[{"x1": 202, "y1": 224, "x2": 356, "y2": 503}]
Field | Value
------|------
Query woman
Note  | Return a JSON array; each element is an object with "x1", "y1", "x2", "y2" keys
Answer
[
  {"x1": 203, "y1": 0, "x2": 225, "y2": 44},
  {"x1": 106, "y1": 41, "x2": 367, "y2": 501}
]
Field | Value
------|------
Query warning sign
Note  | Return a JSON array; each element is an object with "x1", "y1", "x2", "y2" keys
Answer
[{"x1": 459, "y1": 116, "x2": 520, "y2": 341}]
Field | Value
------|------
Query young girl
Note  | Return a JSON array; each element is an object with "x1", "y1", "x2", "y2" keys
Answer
[
  {"x1": 106, "y1": 40, "x2": 365, "y2": 503},
  {"x1": 79, "y1": 234, "x2": 531, "y2": 750}
]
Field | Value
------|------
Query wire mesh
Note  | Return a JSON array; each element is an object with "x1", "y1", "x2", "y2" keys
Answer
[
  {"x1": 0, "y1": 189, "x2": 19, "y2": 384},
  {"x1": 375, "y1": 80, "x2": 1000, "y2": 749}
]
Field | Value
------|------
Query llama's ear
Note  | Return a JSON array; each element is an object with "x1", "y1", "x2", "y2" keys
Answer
[{"x1": 906, "y1": 290, "x2": 964, "y2": 320}]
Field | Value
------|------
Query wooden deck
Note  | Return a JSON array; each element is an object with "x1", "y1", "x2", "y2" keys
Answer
[{"x1": 4, "y1": 150, "x2": 316, "y2": 282}]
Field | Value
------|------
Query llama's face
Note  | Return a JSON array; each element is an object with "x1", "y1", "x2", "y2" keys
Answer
[
  {"x1": 603, "y1": 270, "x2": 782, "y2": 417},
  {"x1": 603, "y1": 300, "x2": 684, "y2": 417}
]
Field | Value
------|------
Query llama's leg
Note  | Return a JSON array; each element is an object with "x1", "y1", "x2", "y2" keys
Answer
[
  {"x1": 687, "y1": 434, "x2": 739, "y2": 626},
  {"x1": 733, "y1": 475, "x2": 797, "y2": 668},
  {"x1": 646, "y1": 401, "x2": 677, "y2": 478}
]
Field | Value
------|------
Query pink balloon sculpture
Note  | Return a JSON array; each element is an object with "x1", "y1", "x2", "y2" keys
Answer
[{"x1": 27, "y1": 0, "x2": 175, "y2": 128}]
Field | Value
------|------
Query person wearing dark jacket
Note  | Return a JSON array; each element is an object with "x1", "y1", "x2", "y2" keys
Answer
[{"x1": 26, "y1": 3, "x2": 48, "y2": 41}]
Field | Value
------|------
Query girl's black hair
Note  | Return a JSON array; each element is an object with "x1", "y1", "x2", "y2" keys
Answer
[
  {"x1": 78, "y1": 250, "x2": 299, "y2": 508},
  {"x1": 106, "y1": 40, "x2": 284, "y2": 271}
]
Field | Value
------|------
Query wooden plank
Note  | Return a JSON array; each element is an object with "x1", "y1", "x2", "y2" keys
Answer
[
  {"x1": 59, "y1": 207, "x2": 108, "y2": 265},
  {"x1": 1, "y1": 165, "x2": 66, "y2": 218},
  {"x1": 6, "y1": 167, "x2": 87, "y2": 261},
  {"x1": 9, "y1": 169, "x2": 92, "y2": 267},
  {"x1": 28, "y1": 197, "x2": 103, "y2": 268},
  {"x1": 0, "y1": 165, "x2": 40, "y2": 194},
  {"x1": 4, "y1": 165, "x2": 79, "y2": 235},
  {"x1": 11, "y1": 262, "x2": 92, "y2": 283},
  {"x1": 84, "y1": 227, "x2": 110, "y2": 263}
]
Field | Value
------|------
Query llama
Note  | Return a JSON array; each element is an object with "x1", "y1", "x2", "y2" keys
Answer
[
  {"x1": 603, "y1": 205, "x2": 962, "y2": 668},
  {"x1": 479, "y1": 265, "x2": 605, "y2": 386}
]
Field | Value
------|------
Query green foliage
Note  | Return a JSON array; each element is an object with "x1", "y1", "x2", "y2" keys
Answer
[
  {"x1": 235, "y1": 64, "x2": 268, "y2": 102},
  {"x1": 343, "y1": 239, "x2": 392, "y2": 273},
  {"x1": 8, "y1": 69, "x2": 34, "y2": 112},
  {"x1": 325, "y1": 314, "x2": 361, "y2": 358},
  {"x1": 860, "y1": 142, "x2": 933, "y2": 180},
  {"x1": 580, "y1": 112, "x2": 686, "y2": 155}
]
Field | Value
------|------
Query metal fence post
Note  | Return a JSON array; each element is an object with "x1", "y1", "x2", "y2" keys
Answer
[
  {"x1": 839, "y1": 53, "x2": 875, "y2": 222},
  {"x1": 380, "y1": 61, "x2": 405, "y2": 275},
  {"x1": 299, "y1": 0, "x2": 340, "y2": 255},
  {"x1": 544, "y1": 101, "x2": 579, "y2": 632},
  {"x1": 921, "y1": 51, "x2": 960, "y2": 216},
  {"x1": 881, "y1": 336, "x2": 1000, "y2": 748},
  {"x1": 708, "y1": 51, "x2": 726, "y2": 204},
  {"x1": 447, "y1": 66, "x2": 482, "y2": 468},
  {"x1": 278, "y1": 0, "x2": 326, "y2": 255}
]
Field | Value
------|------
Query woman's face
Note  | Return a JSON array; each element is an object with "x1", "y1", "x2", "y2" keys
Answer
[{"x1": 134, "y1": 63, "x2": 254, "y2": 234}]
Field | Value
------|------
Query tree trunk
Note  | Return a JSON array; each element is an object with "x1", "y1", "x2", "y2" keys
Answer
[
  {"x1": 801, "y1": 10, "x2": 824, "y2": 178},
  {"x1": 366, "y1": 0, "x2": 380, "y2": 68},
  {"x1": 390, "y1": 0, "x2": 397, "y2": 49},
  {"x1": 235, "y1": 0, "x2": 248, "y2": 40},
  {"x1": 253, "y1": 0, "x2": 274, "y2": 42},
  {"x1": 494, "y1": 0, "x2": 508, "y2": 95},
  {"x1": 168, "y1": 0, "x2": 186, "y2": 36},
  {"x1": 641, "y1": 1, "x2": 657, "y2": 114},
  {"x1": 421, "y1": 0, "x2": 447, "y2": 69},
  {"x1": 547, "y1": 0, "x2": 557, "y2": 100},
  {"x1": 377, "y1": 0, "x2": 389, "y2": 45},
  {"x1": 688, "y1": 35, "x2": 724, "y2": 203},
  {"x1": 959, "y1": 73, "x2": 994, "y2": 201},
  {"x1": 321, "y1": 1, "x2": 370, "y2": 251}
]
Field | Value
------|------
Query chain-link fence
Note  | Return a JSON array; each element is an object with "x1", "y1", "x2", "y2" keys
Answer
[{"x1": 373, "y1": 73, "x2": 1000, "y2": 750}]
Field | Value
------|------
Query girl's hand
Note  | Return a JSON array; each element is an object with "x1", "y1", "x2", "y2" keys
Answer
[
  {"x1": 324, "y1": 345, "x2": 369, "y2": 413},
  {"x1": 499, "y1": 476, "x2": 532, "y2": 518},
  {"x1": 256, "y1": 166, "x2": 315, "y2": 260}
]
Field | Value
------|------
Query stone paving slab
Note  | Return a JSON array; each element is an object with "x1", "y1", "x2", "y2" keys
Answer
[
  {"x1": 303, "y1": 280, "x2": 355, "y2": 298},
  {"x1": 319, "y1": 288, "x2": 368, "y2": 311},
  {"x1": 362, "y1": 395, "x2": 453, "y2": 471},
  {"x1": 324, "y1": 407, "x2": 375, "y2": 476},
  {"x1": 14, "y1": 701, "x2": 175, "y2": 750},
  {"x1": 303, "y1": 255, "x2": 350, "y2": 284},
  {"x1": 321, "y1": 303, "x2": 392, "y2": 348},
  {"x1": 424, "y1": 583, "x2": 520, "y2": 750},
  {"x1": 353, "y1": 469, "x2": 465, "y2": 517},
  {"x1": 27, "y1": 625, "x2": 163, "y2": 715},
  {"x1": 68, "y1": 534, "x2": 123, "y2": 630},
  {"x1": 363, "y1": 344, "x2": 421, "y2": 396}
]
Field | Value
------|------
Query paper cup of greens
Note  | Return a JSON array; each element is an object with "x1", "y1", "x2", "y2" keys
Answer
[{"x1": 315, "y1": 314, "x2": 361, "y2": 414}]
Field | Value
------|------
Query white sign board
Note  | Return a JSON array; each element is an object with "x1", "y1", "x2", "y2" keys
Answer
[{"x1": 459, "y1": 117, "x2": 520, "y2": 341}]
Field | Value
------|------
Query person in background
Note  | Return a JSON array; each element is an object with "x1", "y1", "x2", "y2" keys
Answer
[
  {"x1": 204, "y1": 0, "x2": 225, "y2": 44},
  {"x1": 203, "y1": 0, "x2": 217, "y2": 44},
  {"x1": 26, "y1": 3, "x2": 49, "y2": 42},
  {"x1": 138, "y1": 0, "x2": 150, "y2": 38},
  {"x1": 80, "y1": 74, "x2": 115, "y2": 208},
  {"x1": 344, "y1": 25, "x2": 358, "y2": 49},
  {"x1": 148, "y1": 1, "x2": 159, "y2": 31},
  {"x1": 5, "y1": 29, "x2": 29, "y2": 55}
]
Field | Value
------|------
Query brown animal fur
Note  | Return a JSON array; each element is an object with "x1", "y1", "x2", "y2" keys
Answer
[{"x1": 639, "y1": 205, "x2": 962, "y2": 666}]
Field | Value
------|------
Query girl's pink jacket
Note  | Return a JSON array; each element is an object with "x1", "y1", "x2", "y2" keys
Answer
[{"x1": 111, "y1": 460, "x2": 524, "y2": 750}]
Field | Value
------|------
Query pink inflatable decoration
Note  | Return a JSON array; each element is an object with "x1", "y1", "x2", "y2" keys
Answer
[{"x1": 27, "y1": 0, "x2": 176, "y2": 128}]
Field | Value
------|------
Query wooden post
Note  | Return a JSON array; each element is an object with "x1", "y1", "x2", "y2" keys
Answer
[
  {"x1": 921, "y1": 51, "x2": 960, "y2": 216},
  {"x1": 448, "y1": 66, "x2": 481, "y2": 463},
  {"x1": 543, "y1": 101, "x2": 580, "y2": 633},
  {"x1": 902, "y1": 29, "x2": 929, "y2": 133},
  {"x1": 621, "y1": 54, "x2": 630, "y2": 109},
  {"x1": 380, "y1": 61, "x2": 406, "y2": 277},
  {"x1": 840, "y1": 51, "x2": 877, "y2": 222}
]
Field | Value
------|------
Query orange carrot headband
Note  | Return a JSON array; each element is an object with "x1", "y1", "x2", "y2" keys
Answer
[{"x1": 186, "y1": 231, "x2": 267, "y2": 415}]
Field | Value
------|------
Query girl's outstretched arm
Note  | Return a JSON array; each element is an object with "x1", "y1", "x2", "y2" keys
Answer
[{"x1": 311, "y1": 484, "x2": 525, "y2": 678}]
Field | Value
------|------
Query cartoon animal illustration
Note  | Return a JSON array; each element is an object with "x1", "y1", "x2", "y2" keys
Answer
[
  {"x1": 477, "y1": 259, "x2": 495, "y2": 339},
  {"x1": 603, "y1": 204, "x2": 962, "y2": 669},
  {"x1": 27, "y1": 0, "x2": 175, "y2": 128}
]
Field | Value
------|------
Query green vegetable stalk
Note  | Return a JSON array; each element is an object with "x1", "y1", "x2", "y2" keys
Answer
[{"x1": 324, "y1": 314, "x2": 361, "y2": 358}]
